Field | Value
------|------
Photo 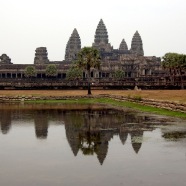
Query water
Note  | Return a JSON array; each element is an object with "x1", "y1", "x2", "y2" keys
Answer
[{"x1": 0, "y1": 103, "x2": 186, "y2": 186}]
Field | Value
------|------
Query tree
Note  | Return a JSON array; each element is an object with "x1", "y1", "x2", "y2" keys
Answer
[
  {"x1": 45, "y1": 64, "x2": 57, "y2": 77},
  {"x1": 66, "y1": 63, "x2": 83, "y2": 80},
  {"x1": 162, "y1": 53, "x2": 177, "y2": 83},
  {"x1": 24, "y1": 66, "x2": 36, "y2": 78},
  {"x1": 162, "y1": 53, "x2": 186, "y2": 89},
  {"x1": 176, "y1": 54, "x2": 186, "y2": 89},
  {"x1": 113, "y1": 69, "x2": 125, "y2": 80},
  {"x1": 76, "y1": 47, "x2": 101, "y2": 94}
]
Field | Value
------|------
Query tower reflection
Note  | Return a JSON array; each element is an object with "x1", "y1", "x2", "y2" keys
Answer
[
  {"x1": 34, "y1": 110, "x2": 49, "y2": 139},
  {"x1": 0, "y1": 110, "x2": 12, "y2": 134}
]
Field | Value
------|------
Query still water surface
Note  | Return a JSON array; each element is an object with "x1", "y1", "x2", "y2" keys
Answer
[{"x1": 0, "y1": 103, "x2": 186, "y2": 186}]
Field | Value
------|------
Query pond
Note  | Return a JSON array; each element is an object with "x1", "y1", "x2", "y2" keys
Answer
[{"x1": 0, "y1": 103, "x2": 186, "y2": 186}]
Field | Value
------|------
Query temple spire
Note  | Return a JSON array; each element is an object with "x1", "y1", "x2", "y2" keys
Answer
[
  {"x1": 119, "y1": 39, "x2": 128, "y2": 51},
  {"x1": 130, "y1": 31, "x2": 144, "y2": 56},
  {"x1": 92, "y1": 19, "x2": 112, "y2": 52},
  {"x1": 65, "y1": 28, "x2": 81, "y2": 61}
]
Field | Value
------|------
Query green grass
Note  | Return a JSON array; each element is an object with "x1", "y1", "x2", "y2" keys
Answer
[{"x1": 26, "y1": 98, "x2": 186, "y2": 119}]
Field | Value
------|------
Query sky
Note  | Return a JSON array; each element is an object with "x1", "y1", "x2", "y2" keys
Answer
[{"x1": 0, "y1": 0, "x2": 186, "y2": 64}]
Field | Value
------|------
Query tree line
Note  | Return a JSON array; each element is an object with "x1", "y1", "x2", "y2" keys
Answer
[
  {"x1": 25, "y1": 64, "x2": 58, "y2": 78},
  {"x1": 162, "y1": 53, "x2": 186, "y2": 89}
]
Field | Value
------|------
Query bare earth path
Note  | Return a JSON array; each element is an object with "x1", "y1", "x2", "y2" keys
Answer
[{"x1": 0, "y1": 90, "x2": 186, "y2": 103}]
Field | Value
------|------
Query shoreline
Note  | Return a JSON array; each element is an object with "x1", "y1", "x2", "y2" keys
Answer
[{"x1": 0, "y1": 94, "x2": 186, "y2": 118}]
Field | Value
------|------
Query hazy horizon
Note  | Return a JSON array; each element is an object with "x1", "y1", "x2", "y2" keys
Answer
[{"x1": 0, "y1": 0, "x2": 185, "y2": 64}]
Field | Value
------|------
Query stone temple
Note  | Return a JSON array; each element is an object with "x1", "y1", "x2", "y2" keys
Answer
[
  {"x1": 63, "y1": 19, "x2": 161, "y2": 80},
  {"x1": 0, "y1": 19, "x2": 183, "y2": 89},
  {"x1": 64, "y1": 19, "x2": 145, "y2": 62}
]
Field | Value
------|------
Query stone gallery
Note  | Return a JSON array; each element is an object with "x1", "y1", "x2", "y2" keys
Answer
[{"x1": 0, "y1": 19, "x2": 184, "y2": 89}]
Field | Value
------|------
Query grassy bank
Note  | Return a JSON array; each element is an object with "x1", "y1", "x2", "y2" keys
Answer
[{"x1": 27, "y1": 98, "x2": 186, "y2": 119}]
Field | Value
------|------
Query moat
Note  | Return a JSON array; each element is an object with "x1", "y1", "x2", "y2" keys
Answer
[{"x1": 0, "y1": 103, "x2": 186, "y2": 186}]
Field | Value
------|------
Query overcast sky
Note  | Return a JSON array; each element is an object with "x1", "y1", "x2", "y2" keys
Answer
[{"x1": 0, "y1": 0, "x2": 186, "y2": 64}]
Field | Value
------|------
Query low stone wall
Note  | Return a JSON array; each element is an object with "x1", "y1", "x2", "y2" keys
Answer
[
  {"x1": 0, "y1": 94, "x2": 186, "y2": 113},
  {"x1": 107, "y1": 95, "x2": 186, "y2": 113}
]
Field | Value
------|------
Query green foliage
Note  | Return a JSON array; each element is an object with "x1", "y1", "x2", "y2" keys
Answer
[
  {"x1": 76, "y1": 47, "x2": 101, "y2": 71},
  {"x1": 45, "y1": 64, "x2": 58, "y2": 77},
  {"x1": 26, "y1": 98, "x2": 186, "y2": 118},
  {"x1": 76, "y1": 47, "x2": 101, "y2": 94},
  {"x1": 24, "y1": 66, "x2": 36, "y2": 77},
  {"x1": 162, "y1": 52, "x2": 186, "y2": 88},
  {"x1": 162, "y1": 52, "x2": 186, "y2": 72},
  {"x1": 66, "y1": 63, "x2": 83, "y2": 80},
  {"x1": 113, "y1": 69, "x2": 125, "y2": 79}
]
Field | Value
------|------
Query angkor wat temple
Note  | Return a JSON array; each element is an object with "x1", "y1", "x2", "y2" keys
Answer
[{"x1": 0, "y1": 19, "x2": 185, "y2": 89}]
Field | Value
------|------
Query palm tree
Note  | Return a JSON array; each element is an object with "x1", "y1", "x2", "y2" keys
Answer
[{"x1": 76, "y1": 47, "x2": 101, "y2": 95}]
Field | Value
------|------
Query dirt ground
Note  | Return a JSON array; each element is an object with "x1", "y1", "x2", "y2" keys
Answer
[{"x1": 0, "y1": 89, "x2": 186, "y2": 103}]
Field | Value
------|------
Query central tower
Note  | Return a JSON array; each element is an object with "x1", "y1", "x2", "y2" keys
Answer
[{"x1": 92, "y1": 19, "x2": 112, "y2": 52}]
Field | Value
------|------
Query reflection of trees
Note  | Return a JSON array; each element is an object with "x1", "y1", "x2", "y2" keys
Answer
[
  {"x1": 34, "y1": 110, "x2": 49, "y2": 139},
  {"x1": 79, "y1": 131, "x2": 112, "y2": 165},
  {"x1": 162, "y1": 131, "x2": 186, "y2": 141},
  {"x1": 0, "y1": 110, "x2": 12, "y2": 134}
]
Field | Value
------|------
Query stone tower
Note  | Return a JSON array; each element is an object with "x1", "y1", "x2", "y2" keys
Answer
[
  {"x1": 65, "y1": 28, "x2": 81, "y2": 61},
  {"x1": 130, "y1": 31, "x2": 144, "y2": 56},
  {"x1": 0, "y1": 54, "x2": 12, "y2": 64},
  {"x1": 34, "y1": 47, "x2": 49, "y2": 64},
  {"x1": 119, "y1": 39, "x2": 128, "y2": 51},
  {"x1": 92, "y1": 19, "x2": 112, "y2": 52}
]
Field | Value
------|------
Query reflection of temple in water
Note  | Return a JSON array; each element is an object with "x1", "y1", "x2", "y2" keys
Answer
[
  {"x1": 0, "y1": 110, "x2": 12, "y2": 134},
  {"x1": 34, "y1": 110, "x2": 49, "y2": 139},
  {"x1": 0, "y1": 104, "x2": 158, "y2": 164},
  {"x1": 63, "y1": 110, "x2": 154, "y2": 164}
]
